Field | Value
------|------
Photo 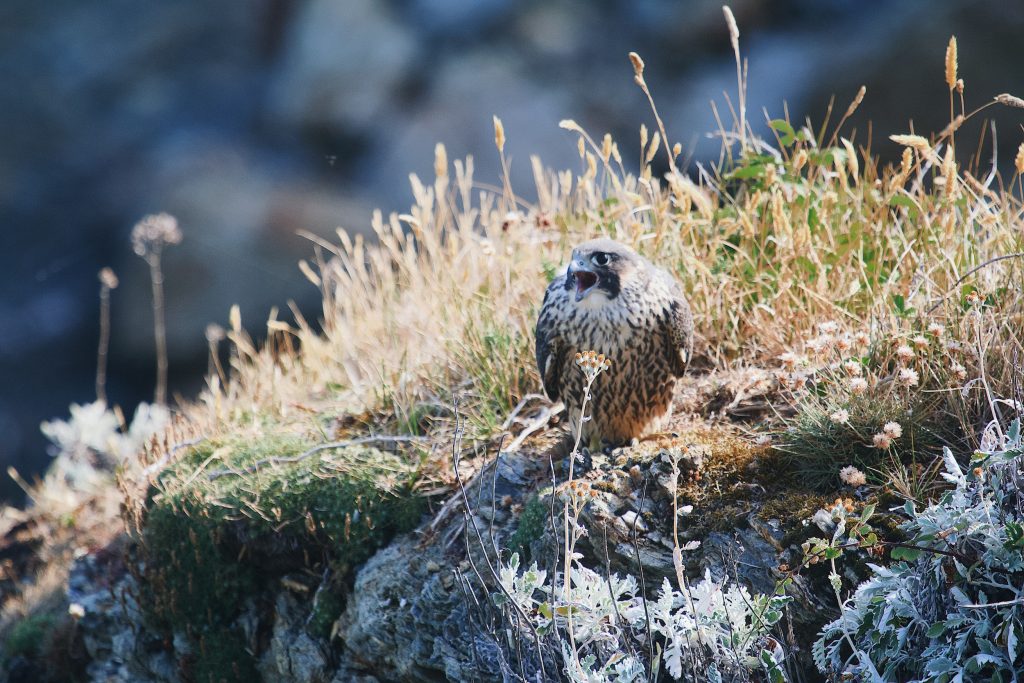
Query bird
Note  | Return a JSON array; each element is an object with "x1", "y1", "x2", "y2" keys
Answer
[{"x1": 535, "y1": 238, "x2": 693, "y2": 448}]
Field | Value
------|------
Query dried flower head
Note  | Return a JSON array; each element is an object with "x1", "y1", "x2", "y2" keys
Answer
[
  {"x1": 205, "y1": 323, "x2": 226, "y2": 343},
  {"x1": 98, "y1": 267, "x2": 119, "y2": 289},
  {"x1": 883, "y1": 421, "x2": 903, "y2": 439},
  {"x1": 830, "y1": 409, "x2": 850, "y2": 424},
  {"x1": 843, "y1": 360, "x2": 863, "y2": 377},
  {"x1": 897, "y1": 367, "x2": 919, "y2": 387},
  {"x1": 835, "y1": 336, "x2": 852, "y2": 354},
  {"x1": 850, "y1": 377, "x2": 869, "y2": 395},
  {"x1": 911, "y1": 335, "x2": 929, "y2": 351},
  {"x1": 778, "y1": 371, "x2": 808, "y2": 392},
  {"x1": 575, "y1": 350, "x2": 612, "y2": 381},
  {"x1": 806, "y1": 335, "x2": 834, "y2": 355},
  {"x1": 951, "y1": 361, "x2": 967, "y2": 382},
  {"x1": 819, "y1": 321, "x2": 840, "y2": 335},
  {"x1": 779, "y1": 351, "x2": 800, "y2": 370},
  {"x1": 131, "y1": 213, "x2": 182, "y2": 257},
  {"x1": 895, "y1": 344, "x2": 915, "y2": 363},
  {"x1": 872, "y1": 433, "x2": 892, "y2": 450},
  {"x1": 927, "y1": 323, "x2": 945, "y2": 338},
  {"x1": 853, "y1": 331, "x2": 870, "y2": 348},
  {"x1": 839, "y1": 465, "x2": 867, "y2": 487}
]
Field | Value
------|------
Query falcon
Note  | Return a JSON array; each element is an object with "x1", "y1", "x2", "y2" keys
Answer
[{"x1": 535, "y1": 238, "x2": 694, "y2": 447}]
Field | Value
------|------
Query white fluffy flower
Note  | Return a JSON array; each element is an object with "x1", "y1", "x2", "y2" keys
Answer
[
  {"x1": 895, "y1": 344, "x2": 915, "y2": 362},
  {"x1": 830, "y1": 409, "x2": 850, "y2": 424},
  {"x1": 849, "y1": 377, "x2": 869, "y2": 395},
  {"x1": 818, "y1": 321, "x2": 840, "y2": 335},
  {"x1": 806, "y1": 335, "x2": 834, "y2": 355},
  {"x1": 839, "y1": 466, "x2": 867, "y2": 487},
  {"x1": 897, "y1": 367, "x2": 920, "y2": 387}
]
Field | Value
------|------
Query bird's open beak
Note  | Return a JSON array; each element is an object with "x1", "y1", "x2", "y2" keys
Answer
[{"x1": 569, "y1": 261, "x2": 599, "y2": 302}]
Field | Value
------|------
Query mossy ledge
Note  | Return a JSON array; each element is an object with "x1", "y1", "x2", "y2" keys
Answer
[{"x1": 132, "y1": 432, "x2": 424, "y2": 682}]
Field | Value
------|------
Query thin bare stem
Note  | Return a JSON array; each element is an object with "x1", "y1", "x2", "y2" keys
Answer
[
  {"x1": 148, "y1": 252, "x2": 168, "y2": 405},
  {"x1": 96, "y1": 269, "x2": 118, "y2": 403}
]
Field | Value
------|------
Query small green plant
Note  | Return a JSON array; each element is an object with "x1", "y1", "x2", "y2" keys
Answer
[
  {"x1": 4, "y1": 611, "x2": 56, "y2": 660},
  {"x1": 510, "y1": 495, "x2": 548, "y2": 561}
]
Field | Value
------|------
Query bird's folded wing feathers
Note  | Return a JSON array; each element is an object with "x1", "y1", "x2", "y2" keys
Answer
[
  {"x1": 664, "y1": 293, "x2": 694, "y2": 376},
  {"x1": 535, "y1": 279, "x2": 567, "y2": 401}
]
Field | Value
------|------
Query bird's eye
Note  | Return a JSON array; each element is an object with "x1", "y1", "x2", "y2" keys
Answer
[{"x1": 592, "y1": 253, "x2": 610, "y2": 266}]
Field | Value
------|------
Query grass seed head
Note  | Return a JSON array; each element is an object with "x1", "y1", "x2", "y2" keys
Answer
[
  {"x1": 996, "y1": 93, "x2": 1024, "y2": 109},
  {"x1": 945, "y1": 36, "x2": 958, "y2": 90},
  {"x1": 493, "y1": 115, "x2": 505, "y2": 153}
]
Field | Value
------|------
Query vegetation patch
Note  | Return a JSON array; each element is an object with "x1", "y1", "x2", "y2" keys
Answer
[{"x1": 133, "y1": 430, "x2": 424, "y2": 676}]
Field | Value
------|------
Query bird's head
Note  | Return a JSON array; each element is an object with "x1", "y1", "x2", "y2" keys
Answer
[{"x1": 565, "y1": 238, "x2": 641, "y2": 306}]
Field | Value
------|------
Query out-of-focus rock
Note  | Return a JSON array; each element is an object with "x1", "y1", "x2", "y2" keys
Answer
[{"x1": 270, "y1": 0, "x2": 419, "y2": 135}]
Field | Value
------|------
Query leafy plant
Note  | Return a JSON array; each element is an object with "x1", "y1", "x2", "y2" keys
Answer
[{"x1": 815, "y1": 419, "x2": 1024, "y2": 681}]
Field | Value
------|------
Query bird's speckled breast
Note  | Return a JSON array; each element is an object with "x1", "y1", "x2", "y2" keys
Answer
[{"x1": 549, "y1": 278, "x2": 679, "y2": 444}]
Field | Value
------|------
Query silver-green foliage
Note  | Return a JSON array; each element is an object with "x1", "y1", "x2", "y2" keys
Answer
[
  {"x1": 816, "y1": 419, "x2": 1024, "y2": 682},
  {"x1": 496, "y1": 554, "x2": 789, "y2": 682}
]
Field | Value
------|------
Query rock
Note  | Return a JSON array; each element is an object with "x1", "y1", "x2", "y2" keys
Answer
[
  {"x1": 405, "y1": 0, "x2": 513, "y2": 36},
  {"x1": 338, "y1": 536, "x2": 470, "y2": 681},
  {"x1": 68, "y1": 549, "x2": 180, "y2": 683},
  {"x1": 259, "y1": 591, "x2": 330, "y2": 683},
  {"x1": 366, "y1": 51, "x2": 580, "y2": 206},
  {"x1": 269, "y1": 0, "x2": 419, "y2": 134},
  {"x1": 620, "y1": 509, "x2": 647, "y2": 533}
]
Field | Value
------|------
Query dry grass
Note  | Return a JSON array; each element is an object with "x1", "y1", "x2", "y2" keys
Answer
[{"x1": 171, "y1": 42, "x2": 1024, "y2": 475}]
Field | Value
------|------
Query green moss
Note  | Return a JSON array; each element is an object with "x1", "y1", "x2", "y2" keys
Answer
[
  {"x1": 191, "y1": 629, "x2": 259, "y2": 683},
  {"x1": 4, "y1": 611, "x2": 56, "y2": 660},
  {"x1": 138, "y1": 431, "x2": 424, "y2": 675},
  {"x1": 308, "y1": 589, "x2": 344, "y2": 640},
  {"x1": 510, "y1": 495, "x2": 548, "y2": 561}
]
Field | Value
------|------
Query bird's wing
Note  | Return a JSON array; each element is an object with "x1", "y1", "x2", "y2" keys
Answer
[
  {"x1": 535, "y1": 279, "x2": 568, "y2": 401},
  {"x1": 663, "y1": 281, "x2": 694, "y2": 376}
]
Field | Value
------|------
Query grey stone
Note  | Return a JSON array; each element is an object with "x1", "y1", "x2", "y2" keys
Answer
[
  {"x1": 259, "y1": 592, "x2": 330, "y2": 683},
  {"x1": 270, "y1": 0, "x2": 418, "y2": 134}
]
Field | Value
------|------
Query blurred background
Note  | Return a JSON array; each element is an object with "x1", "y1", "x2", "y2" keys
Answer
[{"x1": 2, "y1": 0, "x2": 1022, "y2": 503}]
